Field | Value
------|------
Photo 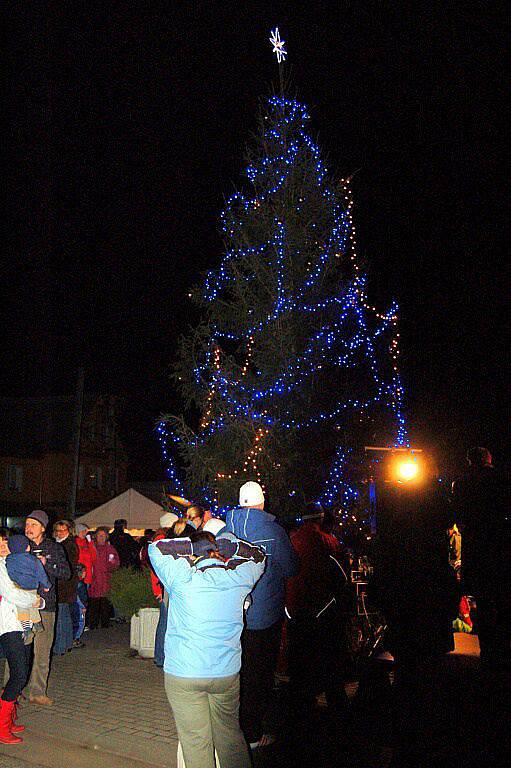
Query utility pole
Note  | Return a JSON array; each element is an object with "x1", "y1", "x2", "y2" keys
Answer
[{"x1": 68, "y1": 368, "x2": 85, "y2": 518}]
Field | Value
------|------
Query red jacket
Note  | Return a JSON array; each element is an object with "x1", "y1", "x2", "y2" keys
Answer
[
  {"x1": 149, "y1": 530, "x2": 166, "y2": 598},
  {"x1": 89, "y1": 543, "x2": 120, "y2": 598},
  {"x1": 75, "y1": 536, "x2": 97, "y2": 585},
  {"x1": 286, "y1": 521, "x2": 341, "y2": 619}
]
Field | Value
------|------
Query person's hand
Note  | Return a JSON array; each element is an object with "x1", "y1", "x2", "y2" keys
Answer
[
  {"x1": 34, "y1": 596, "x2": 44, "y2": 608},
  {"x1": 156, "y1": 594, "x2": 163, "y2": 602},
  {"x1": 37, "y1": 555, "x2": 47, "y2": 567}
]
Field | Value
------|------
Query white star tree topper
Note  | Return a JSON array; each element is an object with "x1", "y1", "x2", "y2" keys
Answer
[{"x1": 269, "y1": 27, "x2": 287, "y2": 63}]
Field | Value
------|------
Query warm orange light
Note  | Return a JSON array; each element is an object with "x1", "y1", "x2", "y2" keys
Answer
[
  {"x1": 395, "y1": 459, "x2": 420, "y2": 482},
  {"x1": 167, "y1": 494, "x2": 192, "y2": 508}
]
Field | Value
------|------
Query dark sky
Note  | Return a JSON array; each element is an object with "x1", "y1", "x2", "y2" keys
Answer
[{"x1": 3, "y1": 2, "x2": 508, "y2": 479}]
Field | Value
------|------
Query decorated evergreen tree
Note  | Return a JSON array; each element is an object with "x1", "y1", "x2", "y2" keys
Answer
[{"x1": 159, "y1": 34, "x2": 407, "y2": 520}]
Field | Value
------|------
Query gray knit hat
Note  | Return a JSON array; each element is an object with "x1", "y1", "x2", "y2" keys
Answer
[
  {"x1": 76, "y1": 523, "x2": 89, "y2": 534},
  {"x1": 26, "y1": 509, "x2": 49, "y2": 529}
]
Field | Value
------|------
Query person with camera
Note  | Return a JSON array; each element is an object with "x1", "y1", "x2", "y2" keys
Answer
[{"x1": 149, "y1": 529, "x2": 266, "y2": 768}]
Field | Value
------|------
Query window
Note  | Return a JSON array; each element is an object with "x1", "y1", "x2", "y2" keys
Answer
[
  {"x1": 6, "y1": 465, "x2": 23, "y2": 492},
  {"x1": 89, "y1": 466, "x2": 102, "y2": 489}
]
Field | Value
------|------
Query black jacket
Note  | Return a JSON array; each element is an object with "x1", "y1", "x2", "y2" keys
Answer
[
  {"x1": 29, "y1": 537, "x2": 71, "y2": 611},
  {"x1": 452, "y1": 465, "x2": 510, "y2": 587},
  {"x1": 108, "y1": 530, "x2": 140, "y2": 568},
  {"x1": 58, "y1": 536, "x2": 79, "y2": 604}
]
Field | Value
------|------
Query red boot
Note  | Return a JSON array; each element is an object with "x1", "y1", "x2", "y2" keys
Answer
[
  {"x1": 10, "y1": 698, "x2": 25, "y2": 733},
  {"x1": 0, "y1": 699, "x2": 23, "y2": 743}
]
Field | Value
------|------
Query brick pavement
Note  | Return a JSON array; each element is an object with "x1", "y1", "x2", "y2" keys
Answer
[
  {"x1": 0, "y1": 756, "x2": 45, "y2": 768},
  {"x1": 1, "y1": 629, "x2": 509, "y2": 768},
  {"x1": 0, "y1": 623, "x2": 178, "y2": 768}
]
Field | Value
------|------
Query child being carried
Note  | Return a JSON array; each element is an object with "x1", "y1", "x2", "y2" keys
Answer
[{"x1": 6, "y1": 534, "x2": 51, "y2": 642}]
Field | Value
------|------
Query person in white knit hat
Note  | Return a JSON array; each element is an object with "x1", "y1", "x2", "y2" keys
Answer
[
  {"x1": 222, "y1": 481, "x2": 299, "y2": 749},
  {"x1": 202, "y1": 518, "x2": 226, "y2": 536},
  {"x1": 160, "y1": 512, "x2": 179, "y2": 529}
]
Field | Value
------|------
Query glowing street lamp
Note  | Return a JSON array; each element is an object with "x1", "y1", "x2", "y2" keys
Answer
[
  {"x1": 364, "y1": 445, "x2": 425, "y2": 531},
  {"x1": 394, "y1": 457, "x2": 420, "y2": 483},
  {"x1": 364, "y1": 445, "x2": 424, "y2": 485}
]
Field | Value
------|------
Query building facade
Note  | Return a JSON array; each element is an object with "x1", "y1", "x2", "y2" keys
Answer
[{"x1": 0, "y1": 395, "x2": 128, "y2": 526}]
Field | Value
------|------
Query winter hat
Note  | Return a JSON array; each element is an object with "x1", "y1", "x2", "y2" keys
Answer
[
  {"x1": 301, "y1": 502, "x2": 324, "y2": 521},
  {"x1": 76, "y1": 523, "x2": 89, "y2": 534},
  {"x1": 8, "y1": 534, "x2": 31, "y2": 554},
  {"x1": 27, "y1": 509, "x2": 49, "y2": 530},
  {"x1": 239, "y1": 481, "x2": 264, "y2": 507},
  {"x1": 160, "y1": 512, "x2": 179, "y2": 529},
  {"x1": 203, "y1": 518, "x2": 226, "y2": 535}
]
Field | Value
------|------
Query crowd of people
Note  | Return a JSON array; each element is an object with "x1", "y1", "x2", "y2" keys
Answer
[
  {"x1": 0, "y1": 511, "x2": 135, "y2": 742},
  {"x1": 0, "y1": 446, "x2": 508, "y2": 767}
]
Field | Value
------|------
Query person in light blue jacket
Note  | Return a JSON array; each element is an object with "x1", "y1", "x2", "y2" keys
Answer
[
  {"x1": 149, "y1": 530, "x2": 265, "y2": 768},
  {"x1": 223, "y1": 481, "x2": 299, "y2": 749}
]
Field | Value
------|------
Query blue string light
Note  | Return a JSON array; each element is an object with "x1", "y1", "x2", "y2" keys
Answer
[
  {"x1": 318, "y1": 447, "x2": 359, "y2": 514},
  {"x1": 159, "y1": 95, "x2": 408, "y2": 509},
  {"x1": 156, "y1": 422, "x2": 184, "y2": 495}
]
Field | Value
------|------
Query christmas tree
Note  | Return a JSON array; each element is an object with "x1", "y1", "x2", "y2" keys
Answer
[{"x1": 159, "y1": 87, "x2": 407, "y2": 521}]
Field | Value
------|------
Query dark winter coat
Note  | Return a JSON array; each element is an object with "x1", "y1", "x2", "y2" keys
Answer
[
  {"x1": 223, "y1": 506, "x2": 299, "y2": 629},
  {"x1": 29, "y1": 537, "x2": 71, "y2": 612},
  {"x1": 108, "y1": 529, "x2": 140, "y2": 569},
  {"x1": 58, "y1": 536, "x2": 79, "y2": 604},
  {"x1": 451, "y1": 465, "x2": 510, "y2": 591},
  {"x1": 286, "y1": 521, "x2": 342, "y2": 619},
  {"x1": 369, "y1": 484, "x2": 458, "y2": 659}
]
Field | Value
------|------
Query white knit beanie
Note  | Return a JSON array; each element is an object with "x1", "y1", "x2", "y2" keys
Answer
[
  {"x1": 160, "y1": 512, "x2": 179, "y2": 528},
  {"x1": 238, "y1": 481, "x2": 264, "y2": 507}
]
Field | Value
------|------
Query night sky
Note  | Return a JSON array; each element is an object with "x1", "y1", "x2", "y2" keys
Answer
[{"x1": 3, "y1": 2, "x2": 508, "y2": 480}]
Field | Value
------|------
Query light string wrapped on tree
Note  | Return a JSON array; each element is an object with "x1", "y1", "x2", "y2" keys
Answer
[{"x1": 160, "y1": 92, "x2": 408, "y2": 519}]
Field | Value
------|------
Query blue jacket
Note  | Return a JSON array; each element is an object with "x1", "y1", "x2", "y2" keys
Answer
[
  {"x1": 6, "y1": 552, "x2": 52, "y2": 591},
  {"x1": 149, "y1": 537, "x2": 265, "y2": 679},
  {"x1": 223, "y1": 507, "x2": 299, "y2": 630}
]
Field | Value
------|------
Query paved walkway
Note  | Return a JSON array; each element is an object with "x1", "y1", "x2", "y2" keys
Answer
[
  {"x1": 0, "y1": 624, "x2": 178, "y2": 768},
  {"x1": 0, "y1": 627, "x2": 509, "y2": 768}
]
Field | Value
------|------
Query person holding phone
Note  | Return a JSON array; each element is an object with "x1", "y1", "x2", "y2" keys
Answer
[{"x1": 88, "y1": 527, "x2": 120, "y2": 629}]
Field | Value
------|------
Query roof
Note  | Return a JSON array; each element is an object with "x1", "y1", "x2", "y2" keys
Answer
[
  {"x1": 77, "y1": 488, "x2": 163, "y2": 530},
  {"x1": 0, "y1": 395, "x2": 96, "y2": 457}
]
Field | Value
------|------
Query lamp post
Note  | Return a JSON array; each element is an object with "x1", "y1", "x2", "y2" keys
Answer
[{"x1": 364, "y1": 445, "x2": 424, "y2": 531}]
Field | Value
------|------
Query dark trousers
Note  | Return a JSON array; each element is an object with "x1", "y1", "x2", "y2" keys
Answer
[
  {"x1": 240, "y1": 620, "x2": 282, "y2": 743},
  {"x1": 70, "y1": 600, "x2": 80, "y2": 636},
  {"x1": 287, "y1": 605, "x2": 349, "y2": 712},
  {"x1": 88, "y1": 597, "x2": 113, "y2": 629},
  {"x1": 154, "y1": 599, "x2": 168, "y2": 667},
  {"x1": 0, "y1": 631, "x2": 31, "y2": 701}
]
